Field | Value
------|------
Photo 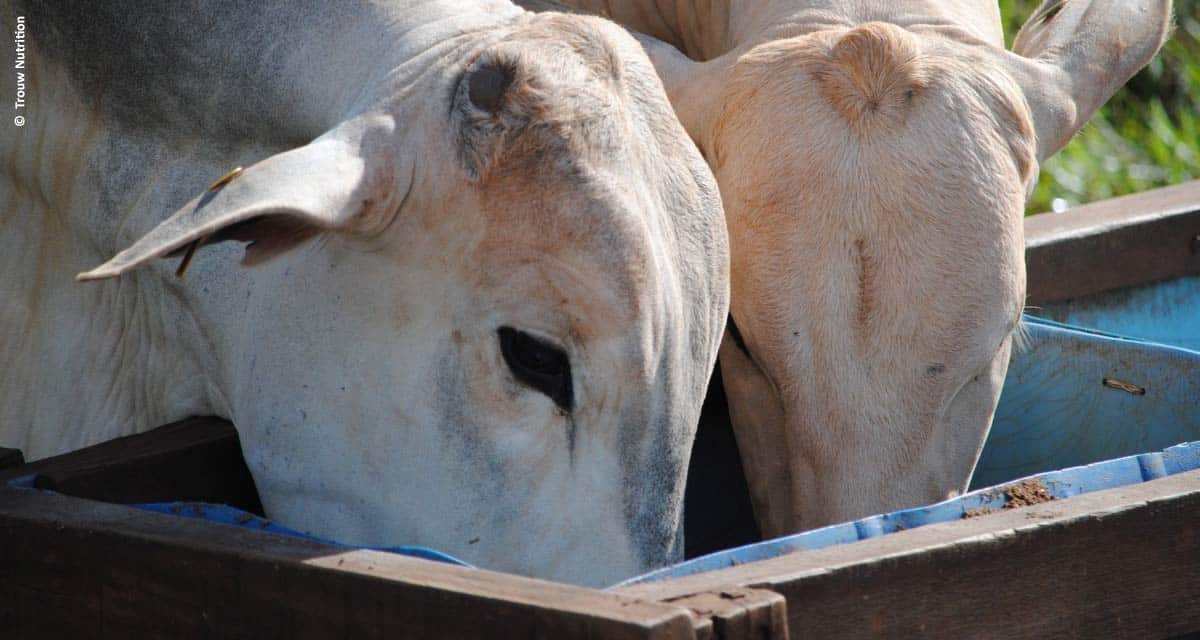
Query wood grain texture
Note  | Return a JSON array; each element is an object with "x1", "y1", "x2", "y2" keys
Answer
[
  {"x1": 0, "y1": 488, "x2": 699, "y2": 639},
  {"x1": 665, "y1": 588, "x2": 789, "y2": 640},
  {"x1": 0, "y1": 417, "x2": 263, "y2": 514},
  {"x1": 0, "y1": 446, "x2": 23, "y2": 470},
  {"x1": 1025, "y1": 180, "x2": 1200, "y2": 305},
  {"x1": 623, "y1": 469, "x2": 1200, "y2": 639}
]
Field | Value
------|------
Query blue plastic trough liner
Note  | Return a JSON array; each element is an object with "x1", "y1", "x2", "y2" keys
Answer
[
  {"x1": 618, "y1": 439, "x2": 1200, "y2": 586},
  {"x1": 132, "y1": 501, "x2": 474, "y2": 568},
  {"x1": 975, "y1": 277, "x2": 1200, "y2": 488}
]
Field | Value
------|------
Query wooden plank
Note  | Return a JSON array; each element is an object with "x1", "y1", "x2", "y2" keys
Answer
[
  {"x1": 664, "y1": 588, "x2": 789, "y2": 640},
  {"x1": 1025, "y1": 180, "x2": 1200, "y2": 305},
  {"x1": 0, "y1": 487, "x2": 699, "y2": 639},
  {"x1": 623, "y1": 469, "x2": 1200, "y2": 639},
  {"x1": 0, "y1": 417, "x2": 263, "y2": 514},
  {"x1": 1, "y1": 421, "x2": 773, "y2": 637},
  {"x1": 0, "y1": 446, "x2": 22, "y2": 470}
]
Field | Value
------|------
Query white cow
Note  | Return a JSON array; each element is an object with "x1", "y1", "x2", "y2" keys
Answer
[
  {"x1": 0, "y1": 1, "x2": 729, "y2": 586},
  {"x1": 528, "y1": 0, "x2": 1172, "y2": 536}
]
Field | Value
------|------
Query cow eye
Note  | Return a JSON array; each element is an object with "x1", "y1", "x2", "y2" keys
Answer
[
  {"x1": 726, "y1": 314, "x2": 751, "y2": 357},
  {"x1": 498, "y1": 327, "x2": 573, "y2": 412}
]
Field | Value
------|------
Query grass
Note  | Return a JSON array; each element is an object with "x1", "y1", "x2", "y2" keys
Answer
[{"x1": 999, "y1": 0, "x2": 1200, "y2": 214}]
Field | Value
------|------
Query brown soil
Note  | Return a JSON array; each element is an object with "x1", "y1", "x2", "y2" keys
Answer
[
  {"x1": 1002, "y1": 479, "x2": 1056, "y2": 509},
  {"x1": 961, "y1": 479, "x2": 1056, "y2": 519},
  {"x1": 962, "y1": 507, "x2": 995, "y2": 519}
]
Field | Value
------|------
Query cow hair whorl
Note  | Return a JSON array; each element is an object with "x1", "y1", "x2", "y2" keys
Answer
[
  {"x1": 814, "y1": 22, "x2": 930, "y2": 133},
  {"x1": 452, "y1": 15, "x2": 625, "y2": 182}
]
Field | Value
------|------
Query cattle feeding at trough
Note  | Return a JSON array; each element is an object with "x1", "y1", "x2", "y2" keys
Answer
[
  {"x1": 525, "y1": 0, "x2": 1173, "y2": 537},
  {"x1": 0, "y1": 1, "x2": 729, "y2": 586}
]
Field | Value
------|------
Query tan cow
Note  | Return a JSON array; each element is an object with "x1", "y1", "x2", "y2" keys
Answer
[{"x1": 527, "y1": 0, "x2": 1172, "y2": 536}]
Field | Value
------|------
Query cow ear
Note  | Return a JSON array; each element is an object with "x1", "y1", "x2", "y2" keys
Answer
[
  {"x1": 632, "y1": 33, "x2": 730, "y2": 159},
  {"x1": 77, "y1": 116, "x2": 406, "y2": 281},
  {"x1": 1009, "y1": 0, "x2": 1171, "y2": 160}
]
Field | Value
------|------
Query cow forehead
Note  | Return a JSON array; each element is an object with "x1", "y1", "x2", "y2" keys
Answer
[
  {"x1": 384, "y1": 111, "x2": 667, "y2": 350},
  {"x1": 434, "y1": 19, "x2": 714, "y2": 342},
  {"x1": 712, "y1": 25, "x2": 1032, "y2": 358},
  {"x1": 712, "y1": 25, "x2": 1037, "y2": 218},
  {"x1": 474, "y1": 164, "x2": 659, "y2": 337}
]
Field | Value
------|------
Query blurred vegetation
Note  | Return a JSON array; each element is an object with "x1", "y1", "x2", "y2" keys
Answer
[{"x1": 999, "y1": 0, "x2": 1199, "y2": 214}]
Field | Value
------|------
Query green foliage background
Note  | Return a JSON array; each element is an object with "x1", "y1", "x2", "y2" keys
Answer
[{"x1": 999, "y1": 0, "x2": 1199, "y2": 214}]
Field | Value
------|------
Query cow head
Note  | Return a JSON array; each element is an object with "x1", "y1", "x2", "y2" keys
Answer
[
  {"x1": 637, "y1": 0, "x2": 1171, "y2": 535},
  {"x1": 78, "y1": 14, "x2": 728, "y2": 586}
]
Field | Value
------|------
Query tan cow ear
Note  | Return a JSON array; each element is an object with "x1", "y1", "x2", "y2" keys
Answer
[
  {"x1": 77, "y1": 116, "x2": 407, "y2": 281},
  {"x1": 1009, "y1": 0, "x2": 1171, "y2": 160},
  {"x1": 632, "y1": 32, "x2": 731, "y2": 158}
]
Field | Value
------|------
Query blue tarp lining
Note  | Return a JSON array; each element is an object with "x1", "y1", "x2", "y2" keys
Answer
[
  {"x1": 976, "y1": 307, "x2": 1200, "y2": 487},
  {"x1": 617, "y1": 439, "x2": 1200, "y2": 587},
  {"x1": 1038, "y1": 273, "x2": 1200, "y2": 353},
  {"x1": 133, "y1": 502, "x2": 473, "y2": 567}
]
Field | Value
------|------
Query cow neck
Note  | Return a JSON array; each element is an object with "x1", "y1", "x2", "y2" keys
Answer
[
  {"x1": 550, "y1": 1, "x2": 835, "y2": 59},
  {"x1": 556, "y1": 1, "x2": 1005, "y2": 59}
]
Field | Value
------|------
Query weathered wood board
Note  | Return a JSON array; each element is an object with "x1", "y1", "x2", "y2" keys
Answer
[
  {"x1": 1025, "y1": 179, "x2": 1200, "y2": 305},
  {"x1": 620, "y1": 468, "x2": 1200, "y2": 639},
  {"x1": 0, "y1": 417, "x2": 261, "y2": 513},
  {"x1": 3, "y1": 418, "x2": 1199, "y2": 639},
  {"x1": 0, "y1": 485, "x2": 703, "y2": 639},
  {"x1": 0, "y1": 419, "x2": 785, "y2": 639}
]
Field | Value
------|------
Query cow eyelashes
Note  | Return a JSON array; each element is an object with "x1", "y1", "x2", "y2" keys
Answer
[
  {"x1": 726, "y1": 314, "x2": 751, "y2": 357},
  {"x1": 498, "y1": 327, "x2": 574, "y2": 412}
]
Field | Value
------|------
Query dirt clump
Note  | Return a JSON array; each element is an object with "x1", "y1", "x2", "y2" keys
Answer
[
  {"x1": 1002, "y1": 479, "x2": 1055, "y2": 509},
  {"x1": 960, "y1": 479, "x2": 1055, "y2": 519}
]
